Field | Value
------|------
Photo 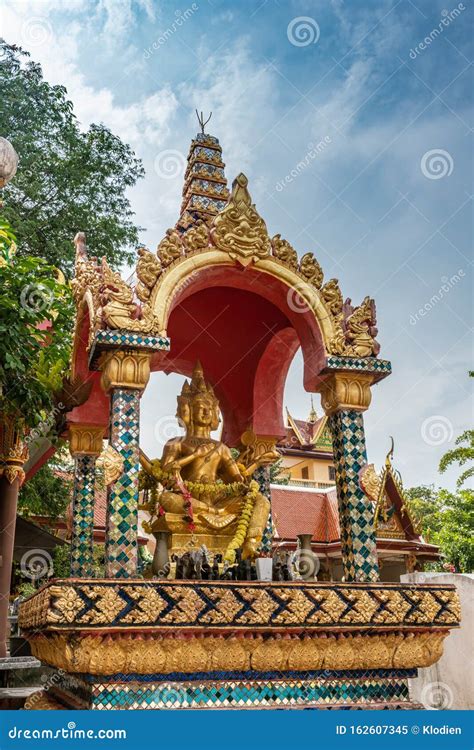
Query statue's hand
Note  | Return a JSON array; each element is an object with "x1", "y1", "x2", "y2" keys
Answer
[{"x1": 253, "y1": 450, "x2": 280, "y2": 468}]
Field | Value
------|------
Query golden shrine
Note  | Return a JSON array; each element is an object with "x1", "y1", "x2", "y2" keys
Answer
[{"x1": 18, "y1": 123, "x2": 460, "y2": 710}]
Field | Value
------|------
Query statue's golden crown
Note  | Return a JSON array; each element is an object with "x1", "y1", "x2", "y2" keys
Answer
[{"x1": 180, "y1": 361, "x2": 218, "y2": 405}]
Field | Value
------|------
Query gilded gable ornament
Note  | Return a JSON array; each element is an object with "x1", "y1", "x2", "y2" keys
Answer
[
  {"x1": 359, "y1": 463, "x2": 382, "y2": 502},
  {"x1": 157, "y1": 229, "x2": 184, "y2": 267},
  {"x1": 299, "y1": 252, "x2": 323, "y2": 289},
  {"x1": 182, "y1": 221, "x2": 210, "y2": 253},
  {"x1": 136, "y1": 247, "x2": 162, "y2": 301},
  {"x1": 97, "y1": 444, "x2": 125, "y2": 486},
  {"x1": 272, "y1": 234, "x2": 298, "y2": 269},
  {"x1": 210, "y1": 173, "x2": 271, "y2": 264},
  {"x1": 70, "y1": 232, "x2": 101, "y2": 309},
  {"x1": 321, "y1": 278, "x2": 343, "y2": 316}
]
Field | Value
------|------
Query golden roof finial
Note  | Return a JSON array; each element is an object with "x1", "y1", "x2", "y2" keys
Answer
[
  {"x1": 385, "y1": 436, "x2": 395, "y2": 467},
  {"x1": 308, "y1": 395, "x2": 317, "y2": 424},
  {"x1": 195, "y1": 109, "x2": 212, "y2": 135}
]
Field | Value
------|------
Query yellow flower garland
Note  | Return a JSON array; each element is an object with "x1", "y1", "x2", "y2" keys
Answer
[
  {"x1": 138, "y1": 462, "x2": 257, "y2": 558},
  {"x1": 223, "y1": 480, "x2": 259, "y2": 564}
]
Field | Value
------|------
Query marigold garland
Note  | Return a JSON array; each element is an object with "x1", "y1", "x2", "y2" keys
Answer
[
  {"x1": 223, "y1": 480, "x2": 259, "y2": 564},
  {"x1": 139, "y1": 463, "x2": 259, "y2": 555}
]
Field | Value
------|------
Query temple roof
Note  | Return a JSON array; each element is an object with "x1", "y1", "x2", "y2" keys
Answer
[
  {"x1": 176, "y1": 132, "x2": 229, "y2": 232},
  {"x1": 271, "y1": 483, "x2": 439, "y2": 558},
  {"x1": 278, "y1": 406, "x2": 333, "y2": 454}
]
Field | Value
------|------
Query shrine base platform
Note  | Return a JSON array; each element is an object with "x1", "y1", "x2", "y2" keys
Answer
[{"x1": 19, "y1": 579, "x2": 460, "y2": 711}]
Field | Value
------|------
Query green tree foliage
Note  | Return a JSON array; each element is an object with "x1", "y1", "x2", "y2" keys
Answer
[
  {"x1": 439, "y1": 429, "x2": 474, "y2": 488},
  {"x1": 406, "y1": 485, "x2": 474, "y2": 572},
  {"x1": 0, "y1": 225, "x2": 74, "y2": 425},
  {"x1": 270, "y1": 457, "x2": 290, "y2": 485},
  {"x1": 18, "y1": 453, "x2": 72, "y2": 519},
  {"x1": 439, "y1": 372, "x2": 474, "y2": 488},
  {"x1": 0, "y1": 40, "x2": 144, "y2": 274}
]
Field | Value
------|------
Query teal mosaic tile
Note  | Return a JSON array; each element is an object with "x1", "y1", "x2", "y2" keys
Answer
[
  {"x1": 325, "y1": 356, "x2": 391, "y2": 378},
  {"x1": 89, "y1": 329, "x2": 170, "y2": 368},
  {"x1": 105, "y1": 389, "x2": 140, "y2": 578},
  {"x1": 70, "y1": 455, "x2": 96, "y2": 577},
  {"x1": 328, "y1": 409, "x2": 379, "y2": 582},
  {"x1": 55, "y1": 677, "x2": 410, "y2": 710}
]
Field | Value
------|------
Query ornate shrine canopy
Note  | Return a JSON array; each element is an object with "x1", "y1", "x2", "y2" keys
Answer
[{"x1": 69, "y1": 129, "x2": 391, "y2": 445}]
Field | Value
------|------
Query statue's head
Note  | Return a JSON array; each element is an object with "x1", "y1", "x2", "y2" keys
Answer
[{"x1": 178, "y1": 361, "x2": 220, "y2": 434}]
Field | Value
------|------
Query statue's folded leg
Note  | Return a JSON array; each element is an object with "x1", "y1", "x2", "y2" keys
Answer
[{"x1": 159, "y1": 490, "x2": 210, "y2": 514}]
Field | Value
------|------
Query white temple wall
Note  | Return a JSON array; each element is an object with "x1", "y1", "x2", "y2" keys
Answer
[{"x1": 401, "y1": 572, "x2": 473, "y2": 710}]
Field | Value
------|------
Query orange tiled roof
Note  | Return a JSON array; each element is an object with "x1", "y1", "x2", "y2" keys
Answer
[{"x1": 271, "y1": 485, "x2": 340, "y2": 543}]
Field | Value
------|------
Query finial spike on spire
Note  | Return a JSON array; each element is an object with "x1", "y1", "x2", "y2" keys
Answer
[
  {"x1": 385, "y1": 436, "x2": 395, "y2": 466},
  {"x1": 195, "y1": 109, "x2": 212, "y2": 134},
  {"x1": 308, "y1": 395, "x2": 317, "y2": 424}
]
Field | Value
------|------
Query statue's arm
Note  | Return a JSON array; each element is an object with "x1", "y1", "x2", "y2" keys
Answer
[
  {"x1": 161, "y1": 441, "x2": 183, "y2": 472},
  {"x1": 221, "y1": 446, "x2": 244, "y2": 482}
]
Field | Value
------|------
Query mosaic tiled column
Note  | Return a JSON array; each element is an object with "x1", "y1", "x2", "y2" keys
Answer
[
  {"x1": 318, "y1": 372, "x2": 379, "y2": 583},
  {"x1": 68, "y1": 425, "x2": 104, "y2": 578},
  {"x1": 100, "y1": 351, "x2": 151, "y2": 578},
  {"x1": 254, "y1": 465, "x2": 273, "y2": 555}
]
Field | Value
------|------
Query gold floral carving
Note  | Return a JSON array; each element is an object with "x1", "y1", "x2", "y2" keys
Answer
[
  {"x1": 81, "y1": 586, "x2": 126, "y2": 624},
  {"x1": 46, "y1": 586, "x2": 85, "y2": 625},
  {"x1": 318, "y1": 372, "x2": 374, "y2": 415},
  {"x1": 68, "y1": 424, "x2": 104, "y2": 457},
  {"x1": 157, "y1": 229, "x2": 184, "y2": 266},
  {"x1": 0, "y1": 416, "x2": 29, "y2": 486},
  {"x1": 136, "y1": 247, "x2": 162, "y2": 301},
  {"x1": 18, "y1": 580, "x2": 461, "y2": 630},
  {"x1": 271, "y1": 234, "x2": 298, "y2": 268},
  {"x1": 359, "y1": 464, "x2": 383, "y2": 502},
  {"x1": 26, "y1": 631, "x2": 449, "y2": 675},
  {"x1": 182, "y1": 221, "x2": 210, "y2": 253},
  {"x1": 210, "y1": 173, "x2": 272, "y2": 264},
  {"x1": 97, "y1": 444, "x2": 124, "y2": 485},
  {"x1": 299, "y1": 252, "x2": 324, "y2": 289},
  {"x1": 99, "y1": 350, "x2": 151, "y2": 392}
]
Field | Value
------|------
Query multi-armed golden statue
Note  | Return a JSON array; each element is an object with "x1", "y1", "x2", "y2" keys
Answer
[{"x1": 140, "y1": 362, "x2": 278, "y2": 561}]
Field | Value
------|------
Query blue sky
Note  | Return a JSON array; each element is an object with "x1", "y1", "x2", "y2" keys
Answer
[{"x1": 3, "y1": 0, "x2": 473, "y2": 489}]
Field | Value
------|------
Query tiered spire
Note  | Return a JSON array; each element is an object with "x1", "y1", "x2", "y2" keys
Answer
[{"x1": 176, "y1": 115, "x2": 229, "y2": 232}]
